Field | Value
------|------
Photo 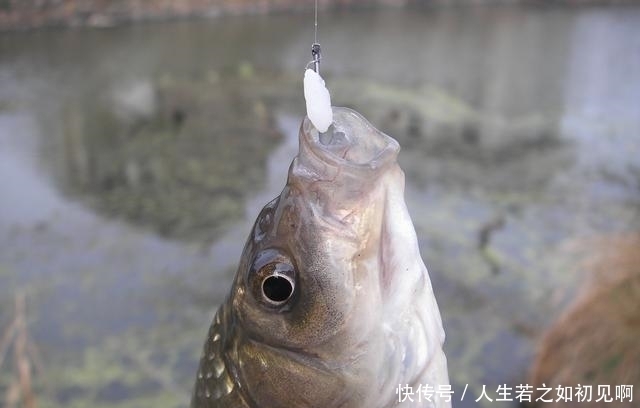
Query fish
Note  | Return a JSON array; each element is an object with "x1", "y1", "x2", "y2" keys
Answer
[{"x1": 192, "y1": 107, "x2": 450, "y2": 408}]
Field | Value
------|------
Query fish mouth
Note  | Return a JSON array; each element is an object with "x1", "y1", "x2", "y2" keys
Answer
[{"x1": 298, "y1": 107, "x2": 400, "y2": 179}]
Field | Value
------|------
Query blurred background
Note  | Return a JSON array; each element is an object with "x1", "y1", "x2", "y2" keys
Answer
[{"x1": 1, "y1": 1, "x2": 639, "y2": 407}]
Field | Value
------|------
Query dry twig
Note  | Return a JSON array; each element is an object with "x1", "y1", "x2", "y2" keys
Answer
[{"x1": 0, "y1": 291, "x2": 40, "y2": 408}]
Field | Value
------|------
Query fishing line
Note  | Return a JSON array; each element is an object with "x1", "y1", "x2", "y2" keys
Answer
[{"x1": 307, "y1": 0, "x2": 321, "y2": 73}]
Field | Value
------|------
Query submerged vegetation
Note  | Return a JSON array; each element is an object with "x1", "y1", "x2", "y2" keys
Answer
[
  {"x1": 57, "y1": 68, "x2": 568, "y2": 243},
  {"x1": 59, "y1": 74, "x2": 283, "y2": 242}
]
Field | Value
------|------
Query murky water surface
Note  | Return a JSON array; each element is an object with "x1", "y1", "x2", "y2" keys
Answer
[{"x1": 0, "y1": 6, "x2": 639, "y2": 407}]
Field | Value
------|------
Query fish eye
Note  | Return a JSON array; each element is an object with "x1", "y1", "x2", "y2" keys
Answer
[
  {"x1": 261, "y1": 270, "x2": 294, "y2": 305},
  {"x1": 249, "y1": 249, "x2": 297, "y2": 310}
]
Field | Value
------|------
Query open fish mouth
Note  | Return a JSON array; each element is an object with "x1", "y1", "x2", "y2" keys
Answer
[
  {"x1": 299, "y1": 107, "x2": 399, "y2": 170},
  {"x1": 291, "y1": 107, "x2": 401, "y2": 230}
]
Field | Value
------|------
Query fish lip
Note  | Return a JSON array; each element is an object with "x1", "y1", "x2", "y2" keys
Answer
[{"x1": 300, "y1": 107, "x2": 400, "y2": 176}]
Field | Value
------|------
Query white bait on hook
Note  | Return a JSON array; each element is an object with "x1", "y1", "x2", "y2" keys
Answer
[{"x1": 303, "y1": 68, "x2": 333, "y2": 133}]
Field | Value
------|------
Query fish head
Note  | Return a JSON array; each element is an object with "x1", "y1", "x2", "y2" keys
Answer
[
  {"x1": 233, "y1": 108, "x2": 401, "y2": 349},
  {"x1": 213, "y1": 108, "x2": 449, "y2": 407}
]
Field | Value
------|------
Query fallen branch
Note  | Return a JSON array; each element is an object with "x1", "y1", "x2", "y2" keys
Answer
[{"x1": 0, "y1": 291, "x2": 40, "y2": 408}]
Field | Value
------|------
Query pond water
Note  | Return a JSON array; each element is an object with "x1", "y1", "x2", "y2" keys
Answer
[{"x1": 0, "y1": 5, "x2": 639, "y2": 408}]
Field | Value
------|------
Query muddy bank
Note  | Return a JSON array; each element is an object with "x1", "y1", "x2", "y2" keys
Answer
[
  {"x1": 2, "y1": 0, "x2": 638, "y2": 31},
  {"x1": 1, "y1": 0, "x2": 391, "y2": 31}
]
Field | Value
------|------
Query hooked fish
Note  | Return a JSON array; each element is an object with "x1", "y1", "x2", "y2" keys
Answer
[{"x1": 192, "y1": 107, "x2": 450, "y2": 408}]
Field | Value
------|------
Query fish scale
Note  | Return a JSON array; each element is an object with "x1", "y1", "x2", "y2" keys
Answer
[{"x1": 193, "y1": 303, "x2": 247, "y2": 406}]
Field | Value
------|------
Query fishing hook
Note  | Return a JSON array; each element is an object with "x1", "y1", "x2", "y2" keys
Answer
[{"x1": 306, "y1": 43, "x2": 322, "y2": 73}]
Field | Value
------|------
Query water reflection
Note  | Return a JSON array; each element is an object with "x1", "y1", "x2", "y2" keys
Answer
[{"x1": 0, "y1": 5, "x2": 639, "y2": 408}]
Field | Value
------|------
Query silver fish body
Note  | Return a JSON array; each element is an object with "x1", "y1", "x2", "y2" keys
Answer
[{"x1": 192, "y1": 108, "x2": 450, "y2": 408}]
